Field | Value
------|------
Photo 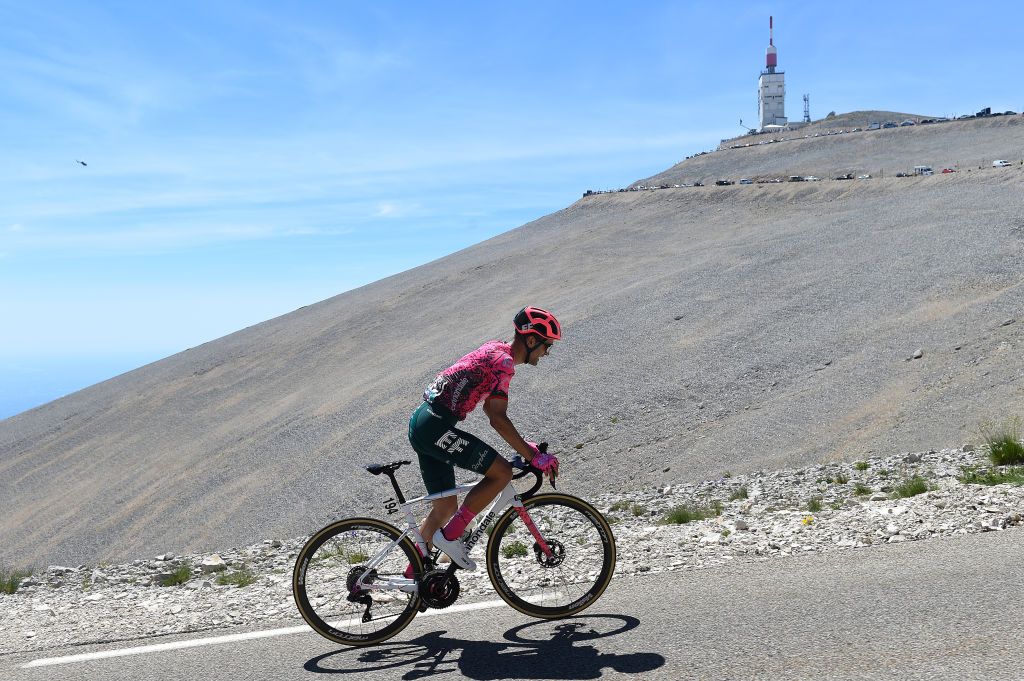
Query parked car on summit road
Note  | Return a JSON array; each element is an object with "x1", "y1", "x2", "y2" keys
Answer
[
  {"x1": 941, "y1": 168, "x2": 958, "y2": 173},
  {"x1": 739, "y1": 178, "x2": 753, "y2": 184},
  {"x1": 993, "y1": 160, "x2": 1012, "y2": 167}
]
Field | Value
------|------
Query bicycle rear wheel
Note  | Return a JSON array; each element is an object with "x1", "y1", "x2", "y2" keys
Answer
[
  {"x1": 485, "y1": 493, "x2": 616, "y2": 619},
  {"x1": 293, "y1": 517, "x2": 423, "y2": 646}
]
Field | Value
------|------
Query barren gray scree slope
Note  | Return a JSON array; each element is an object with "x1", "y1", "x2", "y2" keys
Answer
[{"x1": 0, "y1": 112, "x2": 1022, "y2": 567}]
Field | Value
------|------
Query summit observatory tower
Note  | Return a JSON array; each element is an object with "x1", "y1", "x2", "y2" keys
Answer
[{"x1": 758, "y1": 16, "x2": 787, "y2": 130}]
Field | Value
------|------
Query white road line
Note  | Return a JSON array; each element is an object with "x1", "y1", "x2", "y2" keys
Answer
[{"x1": 20, "y1": 597, "x2": 533, "y2": 669}]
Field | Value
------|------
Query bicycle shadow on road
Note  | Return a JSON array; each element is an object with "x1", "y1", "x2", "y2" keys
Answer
[{"x1": 304, "y1": 614, "x2": 665, "y2": 679}]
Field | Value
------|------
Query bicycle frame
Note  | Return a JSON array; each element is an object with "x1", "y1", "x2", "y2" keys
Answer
[{"x1": 354, "y1": 476, "x2": 553, "y2": 594}]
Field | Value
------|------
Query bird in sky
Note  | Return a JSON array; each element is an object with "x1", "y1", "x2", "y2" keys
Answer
[{"x1": 76, "y1": 159, "x2": 87, "y2": 166}]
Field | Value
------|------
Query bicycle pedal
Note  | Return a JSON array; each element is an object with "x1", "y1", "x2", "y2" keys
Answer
[{"x1": 418, "y1": 601, "x2": 429, "y2": 613}]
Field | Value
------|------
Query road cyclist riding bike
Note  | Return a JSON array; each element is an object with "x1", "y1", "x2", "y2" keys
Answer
[
  {"x1": 411, "y1": 305, "x2": 563, "y2": 572},
  {"x1": 293, "y1": 307, "x2": 617, "y2": 646}
]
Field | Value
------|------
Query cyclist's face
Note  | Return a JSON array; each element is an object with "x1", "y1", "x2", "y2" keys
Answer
[{"x1": 529, "y1": 338, "x2": 553, "y2": 365}]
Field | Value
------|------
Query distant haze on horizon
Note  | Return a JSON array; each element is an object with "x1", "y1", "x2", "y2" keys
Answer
[{"x1": 3, "y1": 1, "x2": 1022, "y2": 420}]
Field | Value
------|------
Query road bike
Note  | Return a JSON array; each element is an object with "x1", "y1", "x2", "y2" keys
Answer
[{"x1": 293, "y1": 447, "x2": 616, "y2": 646}]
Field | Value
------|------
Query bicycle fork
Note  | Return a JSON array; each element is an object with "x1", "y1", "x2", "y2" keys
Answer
[{"x1": 511, "y1": 498, "x2": 555, "y2": 559}]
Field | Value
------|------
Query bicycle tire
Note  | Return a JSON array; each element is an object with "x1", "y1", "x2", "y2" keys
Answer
[
  {"x1": 293, "y1": 517, "x2": 424, "y2": 646},
  {"x1": 485, "y1": 493, "x2": 616, "y2": 619}
]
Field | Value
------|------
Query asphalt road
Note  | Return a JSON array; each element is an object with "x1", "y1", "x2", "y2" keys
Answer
[{"x1": 5, "y1": 530, "x2": 1023, "y2": 681}]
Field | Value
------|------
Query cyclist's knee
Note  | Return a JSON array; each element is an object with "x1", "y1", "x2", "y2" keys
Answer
[{"x1": 486, "y1": 457, "x2": 513, "y2": 485}]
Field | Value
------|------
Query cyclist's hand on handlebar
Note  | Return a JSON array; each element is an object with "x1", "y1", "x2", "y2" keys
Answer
[{"x1": 531, "y1": 451, "x2": 560, "y2": 485}]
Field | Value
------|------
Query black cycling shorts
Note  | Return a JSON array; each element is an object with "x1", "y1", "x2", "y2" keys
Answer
[{"x1": 408, "y1": 401, "x2": 498, "y2": 494}]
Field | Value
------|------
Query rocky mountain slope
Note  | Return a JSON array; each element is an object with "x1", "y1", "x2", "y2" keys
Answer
[{"x1": 1, "y1": 113, "x2": 1022, "y2": 567}]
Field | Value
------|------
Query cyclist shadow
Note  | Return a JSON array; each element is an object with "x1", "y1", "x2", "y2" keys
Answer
[{"x1": 304, "y1": 614, "x2": 665, "y2": 680}]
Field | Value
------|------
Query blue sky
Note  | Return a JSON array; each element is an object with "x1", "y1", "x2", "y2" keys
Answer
[{"x1": 2, "y1": 1, "x2": 1022, "y2": 419}]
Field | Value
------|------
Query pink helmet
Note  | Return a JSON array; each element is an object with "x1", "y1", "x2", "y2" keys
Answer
[{"x1": 514, "y1": 306, "x2": 561, "y2": 341}]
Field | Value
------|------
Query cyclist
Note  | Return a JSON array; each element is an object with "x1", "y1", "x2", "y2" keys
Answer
[{"x1": 406, "y1": 306, "x2": 561, "y2": 573}]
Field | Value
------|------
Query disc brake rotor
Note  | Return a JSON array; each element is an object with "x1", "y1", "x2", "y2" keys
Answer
[{"x1": 533, "y1": 539, "x2": 565, "y2": 567}]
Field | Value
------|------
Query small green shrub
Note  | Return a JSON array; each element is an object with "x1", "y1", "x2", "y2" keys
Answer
[
  {"x1": 878, "y1": 469, "x2": 890, "y2": 478},
  {"x1": 216, "y1": 567, "x2": 258, "y2": 588},
  {"x1": 1, "y1": 568, "x2": 32, "y2": 594},
  {"x1": 631, "y1": 504, "x2": 647, "y2": 517},
  {"x1": 661, "y1": 502, "x2": 722, "y2": 525},
  {"x1": 723, "y1": 471, "x2": 732, "y2": 479},
  {"x1": 959, "y1": 466, "x2": 1024, "y2": 487},
  {"x1": 807, "y1": 497, "x2": 823, "y2": 512},
  {"x1": 854, "y1": 482, "x2": 872, "y2": 496},
  {"x1": 347, "y1": 552, "x2": 370, "y2": 564},
  {"x1": 720, "y1": 529, "x2": 731, "y2": 537},
  {"x1": 892, "y1": 476, "x2": 930, "y2": 499},
  {"x1": 980, "y1": 417, "x2": 1024, "y2": 466},
  {"x1": 160, "y1": 562, "x2": 193, "y2": 587},
  {"x1": 854, "y1": 461, "x2": 870, "y2": 471},
  {"x1": 501, "y1": 541, "x2": 529, "y2": 559},
  {"x1": 610, "y1": 501, "x2": 632, "y2": 512},
  {"x1": 729, "y1": 486, "x2": 749, "y2": 501},
  {"x1": 830, "y1": 501, "x2": 844, "y2": 510},
  {"x1": 833, "y1": 472, "x2": 850, "y2": 485}
]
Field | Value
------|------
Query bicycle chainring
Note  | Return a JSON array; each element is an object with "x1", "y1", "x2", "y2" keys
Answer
[
  {"x1": 420, "y1": 569, "x2": 460, "y2": 609},
  {"x1": 533, "y1": 539, "x2": 565, "y2": 568}
]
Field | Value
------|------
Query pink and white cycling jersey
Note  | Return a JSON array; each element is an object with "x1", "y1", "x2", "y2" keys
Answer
[{"x1": 423, "y1": 340, "x2": 515, "y2": 420}]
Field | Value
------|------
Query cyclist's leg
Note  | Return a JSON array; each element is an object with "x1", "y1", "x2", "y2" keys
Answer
[
  {"x1": 462, "y1": 456, "x2": 512, "y2": 514},
  {"x1": 420, "y1": 496, "x2": 458, "y2": 552},
  {"x1": 410, "y1": 446, "x2": 458, "y2": 553},
  {"x1": 437, "y1": 449, "x2": 512, "y2": 543}
]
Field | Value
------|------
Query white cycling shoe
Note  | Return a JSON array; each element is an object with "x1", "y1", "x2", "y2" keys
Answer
[{"x1": 432, "y1": 529, "x2": 476, "y2": 570}]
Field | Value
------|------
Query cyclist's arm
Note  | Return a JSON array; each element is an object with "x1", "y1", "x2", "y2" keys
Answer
[{"x1": 482, "y1": 397, "x2": 537, "y2": 461}]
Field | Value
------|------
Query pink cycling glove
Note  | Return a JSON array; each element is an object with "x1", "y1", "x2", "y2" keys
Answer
[{"x1": 531, "y1": 452, "x2": 560, "y2": 483}]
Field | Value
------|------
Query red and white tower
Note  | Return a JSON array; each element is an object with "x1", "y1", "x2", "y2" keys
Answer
[{"x1": 758, "y1": 16, "x2": 787, "y2": 129}]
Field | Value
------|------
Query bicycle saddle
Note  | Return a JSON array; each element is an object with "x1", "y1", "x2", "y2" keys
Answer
[{"x1": 365, "y1": 460, "x2": 411, "y2": 475}]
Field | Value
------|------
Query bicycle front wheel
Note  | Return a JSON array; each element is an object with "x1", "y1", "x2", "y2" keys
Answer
[
  {"x1": 293, "y1": 517, "x2": 423, "y2": 646},
  {"x1": 485, "y1": 493, "x2": 616, "y2": 619}
]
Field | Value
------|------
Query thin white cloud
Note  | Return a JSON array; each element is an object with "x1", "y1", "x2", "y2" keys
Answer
[{"x1": 373, "y1": 203, "x2": 398, "y2": 218}]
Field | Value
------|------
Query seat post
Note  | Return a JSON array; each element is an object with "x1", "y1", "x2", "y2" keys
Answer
[{"x1": 385, "y1": 471, "x2": 407, "y2": 504}]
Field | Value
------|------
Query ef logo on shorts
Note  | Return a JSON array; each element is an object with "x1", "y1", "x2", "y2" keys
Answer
[{"x1": 436, "y1": 431, "x2": 469, "y2": 454}]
